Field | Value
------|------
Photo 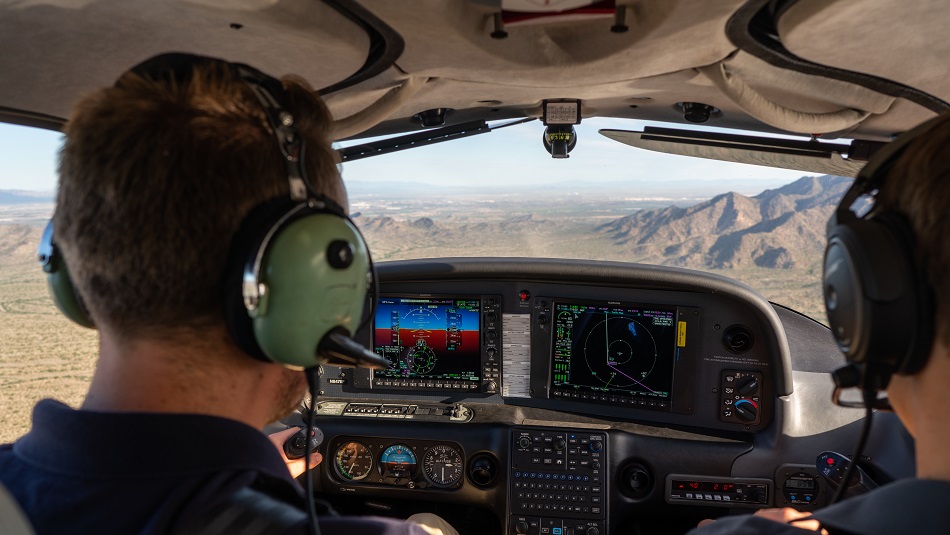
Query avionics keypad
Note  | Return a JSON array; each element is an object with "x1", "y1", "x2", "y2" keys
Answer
[{"x1": 509, "y1": 428, "x2": 606, "y2": 534}]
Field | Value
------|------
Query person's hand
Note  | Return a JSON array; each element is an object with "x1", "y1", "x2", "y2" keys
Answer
[
  {"x1": 752, "y1": 508, "x2": 827, "y2": 533},
  {"x1": 697, "y1": 508, "x2": 828, "y2": 533},
  {"x1": 268, "y1": 426, "x2": 323, "y2": 479}
]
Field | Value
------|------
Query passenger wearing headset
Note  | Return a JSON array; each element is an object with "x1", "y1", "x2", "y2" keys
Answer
[
  {"x1": 690, "y1": 113, "x2": 950, "y2": 534},
  {"x1": 0, "y1": 53, "x2": 454, "y2": 535}
]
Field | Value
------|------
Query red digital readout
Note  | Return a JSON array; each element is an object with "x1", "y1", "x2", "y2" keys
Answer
[{"x1": 672, "y1": 480, "x2": 737, "y2": 493}]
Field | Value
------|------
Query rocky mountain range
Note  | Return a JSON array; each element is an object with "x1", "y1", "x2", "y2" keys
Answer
[
  {"x1": 352, "y1": 174, "x2": 853, "y2": 269},
  {"x1": 0, "y1": 175, "x2": 852, "y2": 271},
  {"x1": 596, "y1": 174, "x2": 852, "y2": 269}
]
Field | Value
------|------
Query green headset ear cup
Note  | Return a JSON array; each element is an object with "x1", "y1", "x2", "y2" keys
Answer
[
  {"x1": 38, "y1": 222, "x2": 95, "y2": 329},
  {"x1": 251, "y1": 213, "x2": 370, "y2": 368},
  {"x1": 224, "y1": 199, "x2": 371, "y2": 369},
  {"x1": 45, "y1": 259, "x2": 95, "y2": 329}
]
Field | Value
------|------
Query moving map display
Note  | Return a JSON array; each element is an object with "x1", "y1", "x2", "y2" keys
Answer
[
  {"x1": 551, "y1": 301, "x2": 676, "y2": 401},
  {"x1": 373, "y1": 297, "x2": 481, "y2": 382}
]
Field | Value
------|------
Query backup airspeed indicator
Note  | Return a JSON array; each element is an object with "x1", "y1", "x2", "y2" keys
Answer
[
  {"x1": 335, "y1": 441, "x2": 373, "y2": 481},
  {"x1": 423, "y1": 445, "x2": 463, "y2": 487}
]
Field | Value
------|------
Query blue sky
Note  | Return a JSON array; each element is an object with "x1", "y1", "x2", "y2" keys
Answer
[{"x1": 0, "y1": 118, "x2": 814, "y2": 195}]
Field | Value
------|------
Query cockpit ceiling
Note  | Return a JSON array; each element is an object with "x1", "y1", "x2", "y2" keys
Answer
[{"x1": 0, "y1": 0, "x2": 946, "y2": 141}]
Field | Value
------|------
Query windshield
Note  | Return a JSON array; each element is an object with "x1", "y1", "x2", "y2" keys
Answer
[
  {"x1": 0, "y1": 119, "x2": 844, "y2": 442},
  {"x1": 340, "y1": 118, "x2": 844, "y2": 323}
]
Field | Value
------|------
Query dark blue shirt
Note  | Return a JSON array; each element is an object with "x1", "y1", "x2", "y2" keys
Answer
[
  {"x1": 0, "y1": 399, "x2": 421, "y2": 535},
  {"x1": 686, "y1": 478, "x2": 950, "y2": 535}
]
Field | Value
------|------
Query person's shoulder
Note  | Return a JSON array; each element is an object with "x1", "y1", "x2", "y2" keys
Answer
[
  {"x1": 686, "y1": 515, "x2": 818, "y2": 535},
  {"x1": 812, "y1": 477, "x2": 950, "y2": 534}
]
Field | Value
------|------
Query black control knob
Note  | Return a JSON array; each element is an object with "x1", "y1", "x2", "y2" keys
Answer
[
  {"x1": 592, "y1": 461, "x2": 601, "y2": 470},
  {"x1": 735, "y1": 400, "x2": 758, "y2": 422},
  {"x1": 487, "y1": 347, "x2": 496, "y2": 357},
  {"x1": 750, "y1": 488, "x2": 768, "y2": 504},
  {"x1": 487, "y1": 330, "x2": 497, "y2": 342},
  {"x1": 518, "y1": 437, "x2": 531, "y2": 449},
  {"x1": 515, "y1": 521, "x2": 529, "y2": 534},
  {"x1": 588, "y1": 528, "x2": 600, "y2": 535},
  {"x1": 538, "y1": 314, "x2": 549, "y2": 325},
  {"x1": 554, "y1": 437, "x2": 566, "y2": 451},
  {"x1": 737, "y1": 376, "x2": 759, "y2": 396},
  {"x1": 488, "y1": 380, "x2": 498, "y2": 391},
  {"x1": 590, "y1": 440, "x2": 603, "y2": 453},
  {"x1": 486, "y1": 312, "x2": 497, "y2": 323}
]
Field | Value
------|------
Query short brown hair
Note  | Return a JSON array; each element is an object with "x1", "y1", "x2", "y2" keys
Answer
[
  {"x1": 55, "y1": 62, "x2": 342, "y2": 337},
  {"x1": 878, "y1": 114, "x2": 950, "y2": 346}
]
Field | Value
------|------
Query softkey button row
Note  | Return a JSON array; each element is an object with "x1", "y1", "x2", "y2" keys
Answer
[{"x1": 374, "y1": 379, "x2": 479, "y2": 390}]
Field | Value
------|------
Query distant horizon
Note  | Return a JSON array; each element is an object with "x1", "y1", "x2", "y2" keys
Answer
[{"x1": 0, "y1": 173, "x2": 823, "y2": 213}]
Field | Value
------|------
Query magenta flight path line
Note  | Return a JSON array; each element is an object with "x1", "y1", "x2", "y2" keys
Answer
[
  {"x1": 603, "y1": 310, "x2": 656, "y2": 393},
  {"x1": 606, "y1": 362, "x2": 656, "y2": 393}
]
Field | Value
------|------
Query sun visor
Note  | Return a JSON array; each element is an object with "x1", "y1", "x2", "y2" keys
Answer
[
  {"x1": 600, "y1": 127, "x2": 866, "y2": 177},
  {"x1": 779, "y1": 0, "x2": 950, "y2": 112}
]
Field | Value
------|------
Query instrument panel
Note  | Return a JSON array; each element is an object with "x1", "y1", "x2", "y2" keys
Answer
[
  {"x1": 330, "y1": 259, "x2": 787, "y2": 434},
  {"x1": 305, "y1": 260, "x2": 906, "y2": 535}
]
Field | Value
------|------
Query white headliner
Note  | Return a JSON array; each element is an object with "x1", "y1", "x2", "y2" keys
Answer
[{"x1": 1, "y1": 0, "x2": 946, "y2": 141}]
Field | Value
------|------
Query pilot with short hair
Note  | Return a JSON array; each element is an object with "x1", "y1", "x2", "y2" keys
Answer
[
  {"x1": 0, "y1": 54, "x2": 454, "y2": 535},
  {"x1": 690, "y1": 114, "x2": 950, "y2": 533}
]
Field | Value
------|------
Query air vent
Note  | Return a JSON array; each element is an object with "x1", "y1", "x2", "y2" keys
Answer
[
  {"x1": 620, "y1": 462, "x2": 654, "y2": 500},
  {"x1": 468, "y1": 452, "x2": 499, "y2": 488},
  {"x1": 723, "y1": 325, "x2": 755, "y2": 354}
]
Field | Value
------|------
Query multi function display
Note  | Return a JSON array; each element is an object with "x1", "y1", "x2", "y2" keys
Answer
[
  {"x1": 373, "y1": 297, "x2": 482, "y2": 384},
  {"x1": 551, "y1": 301, "x2": 677, "y2": 404}
]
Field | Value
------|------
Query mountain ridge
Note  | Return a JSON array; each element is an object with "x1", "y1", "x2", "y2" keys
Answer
[{"x1": 597, "y1": 175, "x2": 850, "y2": 268}]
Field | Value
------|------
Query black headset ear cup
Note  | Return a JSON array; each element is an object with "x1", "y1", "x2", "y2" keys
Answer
[
  {"x1": 823, "y1": 211, "x2": 932, "y2": 386},
  {"x1": 38, "y1": 222, "x2": 95, "y2": 329}
]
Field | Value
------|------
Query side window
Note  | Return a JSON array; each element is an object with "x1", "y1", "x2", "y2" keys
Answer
[{"x1": 0, "y1": 123, "x2": 97, "y2": 442}]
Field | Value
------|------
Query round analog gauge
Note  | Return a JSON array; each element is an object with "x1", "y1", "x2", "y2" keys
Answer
[
  {"x1": 379, "y1": 444, "x2": 417, "y2": 483},
  {"x1": 423, "y1": 445, "x2": 463, "y2": 487},
  {"x1": 334, "y1": 441, "x2": 374, "y2": 481}
]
